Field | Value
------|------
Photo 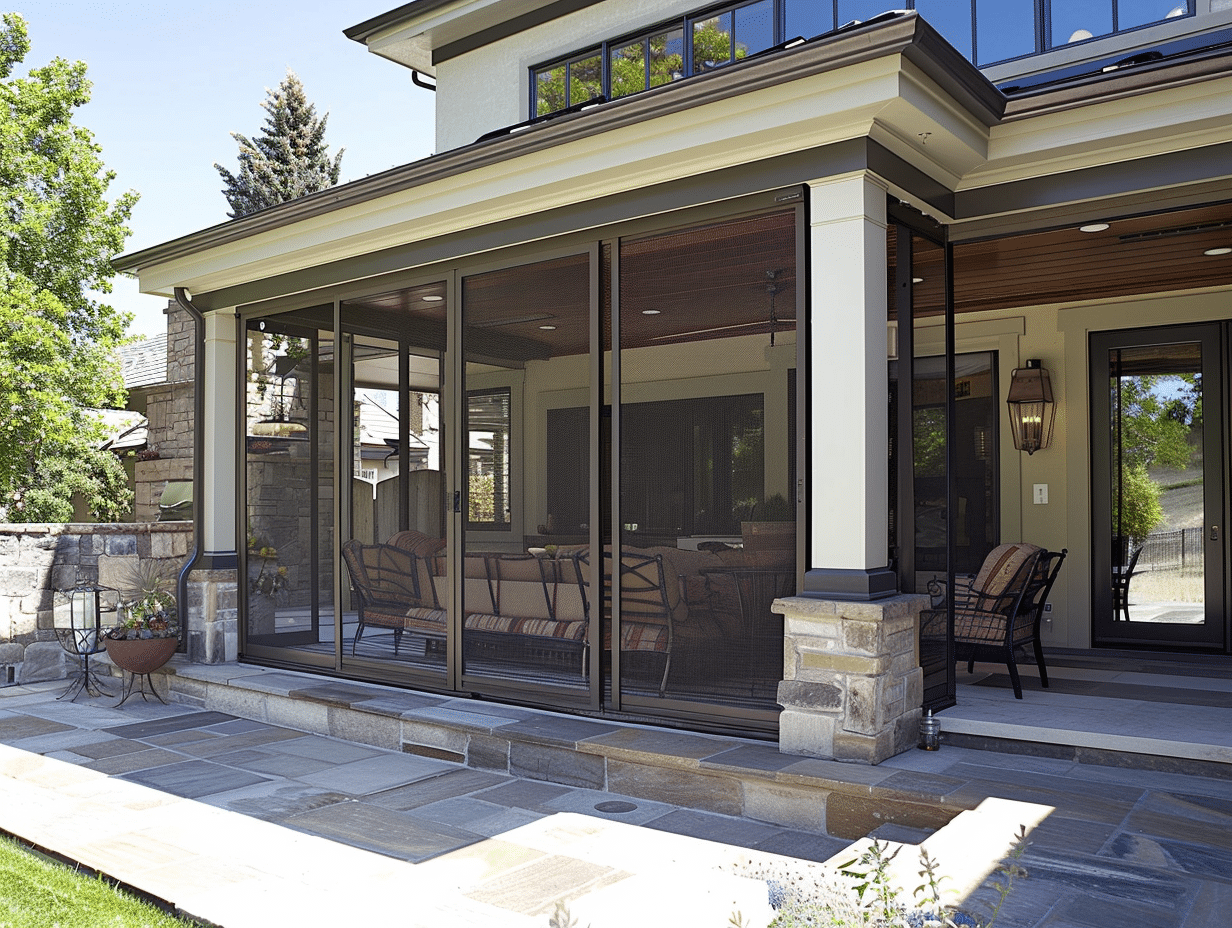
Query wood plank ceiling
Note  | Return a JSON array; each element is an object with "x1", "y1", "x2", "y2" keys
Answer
[
  {"x1": 900, "y1": 201, "x2": 1232, "y2": 318},
  {"x1": 341, "y1": 200, "x2": 1232, "y2": 355}
]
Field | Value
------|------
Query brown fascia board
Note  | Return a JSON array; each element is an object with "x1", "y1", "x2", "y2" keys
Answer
[
  {"x1": 114, "y1": 13, "x2": 996, "y2": 276},
  {"x1": 343, "y1": 0, "x2": 451, "y2": 43},
  {"x1": 344, "y1": 0, "x2": 603, "y2": 65},
  {"x1": 1002, "y1": 46, "x2": 1232, "y2": 119}
]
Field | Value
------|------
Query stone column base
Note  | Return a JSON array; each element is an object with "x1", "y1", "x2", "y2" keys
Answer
[
  {"x1": 777, "y1": 593, "x2": 926, "y2": 765},
  {"x1": 186, "y1": 568, "x2": 238, "y2": 664}
]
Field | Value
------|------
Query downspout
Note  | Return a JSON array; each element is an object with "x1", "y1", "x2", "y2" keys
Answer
[{"x1": 173, "y1": 287, "x2": 205, "y2": 655}]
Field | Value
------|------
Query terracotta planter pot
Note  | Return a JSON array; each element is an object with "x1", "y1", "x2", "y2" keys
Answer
[{"x1": 104, "y1": 636, "x2": 178, "y2": 675}]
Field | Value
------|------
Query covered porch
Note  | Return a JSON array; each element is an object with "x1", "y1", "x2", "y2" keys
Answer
[{"x1": 112, "y1": 11, "x2": 1232, "y2": 763}]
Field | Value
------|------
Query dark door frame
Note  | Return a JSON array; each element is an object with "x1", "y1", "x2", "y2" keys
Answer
[
  {"x1": 1089, "y1": 322, "x2": 1228, "y2": 651},
  {"x1": 888, "y1": 201, "x2": 958, "y2": 711}
]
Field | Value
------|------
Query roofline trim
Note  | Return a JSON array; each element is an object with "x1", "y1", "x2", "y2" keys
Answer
[
  {"x1": 116, "y1": 14, "x2": 991, "y2": 275},
  {"x1": 344, "y1": 0, "x2": 451, "y2": 43}
]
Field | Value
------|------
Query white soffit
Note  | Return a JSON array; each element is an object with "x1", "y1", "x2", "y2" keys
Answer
[
  {"x1": 360, "y1": 0, "x2": 567, "y2": 75},
  {"x1": 961, "y1": 73, "x2": 1232, "y2": 191},
  {"x1": 136, "y1": 52, "x2": 987, "y2": 300}
]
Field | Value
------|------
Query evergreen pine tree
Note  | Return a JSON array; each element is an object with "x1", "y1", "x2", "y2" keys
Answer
[{"x1": 215, "y1": 70, "x2": 344, "y2": 219}]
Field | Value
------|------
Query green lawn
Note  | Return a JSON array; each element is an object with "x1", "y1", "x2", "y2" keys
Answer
[{"x1": 0, "y1": 834, "x2": 193, "y2": 927}]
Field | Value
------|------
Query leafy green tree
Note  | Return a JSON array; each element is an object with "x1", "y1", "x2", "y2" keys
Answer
[
  {"x1": 0, "y1": 13, "x2": 135, "y2": 522},
  {"x1": 215, "y1": 70, "x2": 343, "y2": 219},
  {"x1": 1114, "y1": 375, "x2": 1193, "y2": 472},
  {"x1": 1112, "y1": 374, "x2": 1198, "y2": 545},
  {"x1": 535, "y1": 20, "x2": 747, "y2": 115},
  {"x1": 1113, "y1": 463, "x2": 1165, "y2": 545}
]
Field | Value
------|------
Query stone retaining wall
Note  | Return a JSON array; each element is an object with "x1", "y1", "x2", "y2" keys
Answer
[{"x1": 0, "y1": 523, "x2": 192, "y2": 686}]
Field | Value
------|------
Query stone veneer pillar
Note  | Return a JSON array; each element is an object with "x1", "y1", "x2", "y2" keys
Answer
[
  {"x1": 777, "y1": 593, "x2": 927, "y2": 764},
  {"x1": 186, "y1": 569, "x2": 238, "y2": 664}
]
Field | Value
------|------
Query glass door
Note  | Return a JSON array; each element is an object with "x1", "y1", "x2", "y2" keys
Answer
[
  {"x1": 335, "y1": 282, "x2": 449, "y2": 683},
  {"x1": 1091, "y1": 325, "x2": 1226, "y2": 649},
  {"x1": 614, "y1": 210, "x2": 799, "y2": 722},
  {"x1": 459, "y1": 251, "x2": 596, "y2": 706},
  {"x1": 243, "y1": 312, "x2": 334, "y2": 657}
]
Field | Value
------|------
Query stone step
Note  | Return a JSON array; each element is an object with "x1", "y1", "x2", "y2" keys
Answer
[{"x1": 157, "y1": 660, "x2": 971, "y2": 840}]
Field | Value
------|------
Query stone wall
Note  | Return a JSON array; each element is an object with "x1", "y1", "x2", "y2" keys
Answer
[
  {"x1": 776, "y1": 593, "x2": 927, "y2": 764},
  {"x1": 133, "y1": 300, "x2": 195, "y2": 522},
  {"x1": 133, "y1": 457, "x2": 193, "y2": 522},
  {"x1": 0, "y1": 523, "x2": 192, "y2": 685}
]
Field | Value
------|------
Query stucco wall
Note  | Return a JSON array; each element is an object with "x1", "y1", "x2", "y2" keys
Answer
[
  {"x1": 435, "y1": 0, "x2": 696, "y2": 152},
  {"x1": 939, "y1": 286, "x2": 1231, "y2": 652}
]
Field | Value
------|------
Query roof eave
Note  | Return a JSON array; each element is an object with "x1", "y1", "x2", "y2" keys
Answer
[
  {"x1": 114, "y1": 13, "x2": 997, "y2": 276},
  {"x1": 1002, "y1": 45, "x2": 1232, "y2": 119}
]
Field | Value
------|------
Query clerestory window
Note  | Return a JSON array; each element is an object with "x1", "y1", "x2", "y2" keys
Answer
[{"x1": 530, "y1": 0, "x2": 1195, "y2": 118}]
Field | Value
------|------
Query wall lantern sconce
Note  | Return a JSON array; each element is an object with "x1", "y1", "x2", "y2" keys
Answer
[
  {"x1": 1006, "y1": 359, "x2": 1056, "y2": 455},
  {"x1": 53, "y1": 583, "x2": 114, "y2": 701}
]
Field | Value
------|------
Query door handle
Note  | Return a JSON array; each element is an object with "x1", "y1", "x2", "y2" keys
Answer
[
  {"x1": 1211, "y1": 525, "x2": 1220, "y2": 542},
  {"x1": 453, "y1": 490, "x2": 461, "y2": 514}
]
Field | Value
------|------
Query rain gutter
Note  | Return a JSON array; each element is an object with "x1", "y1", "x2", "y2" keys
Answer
[{"x1": 172, "y1": 287, "x2": 206, "y2": 655}]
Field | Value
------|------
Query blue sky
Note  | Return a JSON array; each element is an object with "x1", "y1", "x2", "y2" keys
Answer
[{"x1": 17, "y1": 2, "x2": 437, "y2": 337}]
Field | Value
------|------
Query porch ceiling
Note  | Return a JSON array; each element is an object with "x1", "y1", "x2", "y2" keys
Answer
[
  {"x1": 895, "y1": 200, "x2": 1232, "y2": 317},
  {"x1": 341, "y1": 211, "x2": 799, "y2": 359}
]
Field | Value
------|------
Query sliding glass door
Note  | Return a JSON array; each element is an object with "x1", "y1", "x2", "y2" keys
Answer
[
  {"x1": 338, "y1": 281, "x2": 449, "y2": 684},
  {"x1": 615, "y1": 210, "x2": 799, "y2": 717},
  {"x1": 243, "y1": 310, "x2": 335, "y2": 657},
  {"x1": 239, "y1": 195, "x2": 804, "y2": 734}
]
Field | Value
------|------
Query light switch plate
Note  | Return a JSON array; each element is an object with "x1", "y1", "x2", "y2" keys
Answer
[{"x1": 1033, "y1": 484, "x2": 1048, "y2": 505}]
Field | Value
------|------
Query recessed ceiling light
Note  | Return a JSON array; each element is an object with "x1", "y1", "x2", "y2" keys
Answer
[
  {"x1": 642, "y1": 309, "x2": 662, "y2": 315},
  {"x1": 538, "y1": 324, "x2": 557, "y2": 330},
  {"x1": 1204, "y1": 247, "x2": 1231, "y2": 256},
  {"x1": 912, "y1": 277, "x2": 924, "y2": 284},
  {"x1": 422, "y1": 294, "x2": 444, "y2": 302},
  {"x1": 1079, "y1": 223, "x2": 1110, "y2": 233}
]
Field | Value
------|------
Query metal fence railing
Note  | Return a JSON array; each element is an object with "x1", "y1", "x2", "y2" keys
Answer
[{"x1": 1138, "y1": 527, "x2": 1204, "y2": 572}]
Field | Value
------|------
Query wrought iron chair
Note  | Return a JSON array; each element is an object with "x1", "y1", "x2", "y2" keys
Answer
[
  {"x1": 922, "y1": 543, "x2": 1053, "y2": 699},
  {"x1": 1112, "y1": 543, "x2": 1142, "y2": 622},
  {"x1": 341, "y1": 540, "x2": 444, "y2": 656},
  {"x1": 987, "y1": 547, "x2": 1067, "y2": 694},
  {"x1": 573, "y1": 549, "x2": 686, "y2": 696}
]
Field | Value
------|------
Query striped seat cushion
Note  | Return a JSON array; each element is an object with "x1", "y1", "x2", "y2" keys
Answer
[
  {"x1": 404, "y1": 607, "x2": 446, "y2": 633},
  {"x1": 603, "y1": 622, "x2": 670, "y2": 653},
  {"x1": 464, "y1": 613, "x2": 587, "y2": 642}
]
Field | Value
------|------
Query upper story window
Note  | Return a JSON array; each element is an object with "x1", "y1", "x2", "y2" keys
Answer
[{"x1": 530, "y1": 0, "x2": 1195, "y2": 118}]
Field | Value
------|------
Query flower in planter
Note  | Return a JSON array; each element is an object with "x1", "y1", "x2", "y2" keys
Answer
[
  {"x1": 247, "y1": 528, "x2": 291, "y2": 599},
  {"x1": 108, "y1": 592, "x2": 180, "y2": 640}
]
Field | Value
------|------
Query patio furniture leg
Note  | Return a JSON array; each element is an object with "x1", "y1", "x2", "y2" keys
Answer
[
  {"x1": 658, "y1": 652, "x2": 672, "y2": 697},
  {"x1": 1033, "y1": 638, "x2": 1050, "y2": 688},
  {"x1": 352, "y1": 620, "x2": 365, "y2": 656},
  {"x1": 1006, "y1": 655, "x2": 1023, "y2": 699}
]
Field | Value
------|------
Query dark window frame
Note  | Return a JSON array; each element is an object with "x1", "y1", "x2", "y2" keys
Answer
[
  {"x1": 466, "y1": 387, "x2": 513, "y2": 531},
  {"x1": 529, "y1": 0, "x2": 1197, "y2": 116}
]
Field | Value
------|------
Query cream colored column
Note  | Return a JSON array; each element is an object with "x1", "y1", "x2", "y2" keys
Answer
[
  {"x1": 202, "y1": 310, "x2": 238, "y2": 557},
  {"x1": 803, "y1": 173, "x2": 894, "y2": 599}
]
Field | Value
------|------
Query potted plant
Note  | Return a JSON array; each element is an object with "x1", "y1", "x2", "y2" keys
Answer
[
  {"x1": 740, "y1": 492, "x2": 795, "y2": 560},
  {"x1": 105, "y1": 560, "x2": 180, "y2": 675},
  {"x1": 104, "y1": 591, "x2": 180, "y2": 674},
  {"x1": 247, "y1": 527, "x2": 291, "y2": 636}
]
